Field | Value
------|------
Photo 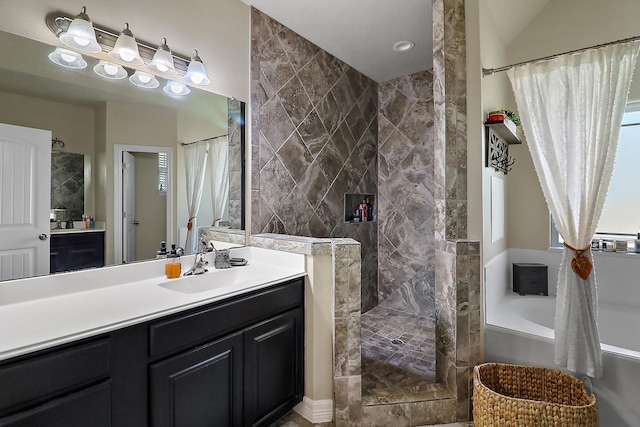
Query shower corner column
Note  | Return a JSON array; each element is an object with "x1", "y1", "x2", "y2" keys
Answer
[
  {"x1": 433, "y1": 0, "x2": 483, "y2": 422},
  {"x1": 331, "y1": 238, "x2": 363, "y2": 426}
]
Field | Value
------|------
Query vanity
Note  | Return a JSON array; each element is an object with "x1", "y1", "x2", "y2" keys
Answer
[
  {"x1": 50, "y1": 229, "x2": 105, "y2": 273},
  {"x1": 0, "y1": 247, "x2": 305, "y2": 427}
]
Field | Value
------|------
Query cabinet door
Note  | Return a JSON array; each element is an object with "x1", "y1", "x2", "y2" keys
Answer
[
  {"x1": 0, "y1": 381, "x2": 111, "y2": 427},
  {"x1": 149, "y1": 332, "x2": 243, "y2": 427},
  {"x1": 243, "y1": 309, "x2": 304, "y2": 427}
]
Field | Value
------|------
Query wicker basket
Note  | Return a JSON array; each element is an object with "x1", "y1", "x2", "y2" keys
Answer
[{"x1": 473, "y1": 363, "x2": 598, "y2": 427}]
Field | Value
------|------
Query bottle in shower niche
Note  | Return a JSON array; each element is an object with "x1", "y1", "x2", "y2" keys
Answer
[
  {"x1": 165, "y1": 244, "x2": 181, "y2": 279},
  {"x1": 361, "y1": 200, "x2": 368, "y2": 221},
  {"x1": 366, "y1": 197, "x2": 373, "y2": 221}
]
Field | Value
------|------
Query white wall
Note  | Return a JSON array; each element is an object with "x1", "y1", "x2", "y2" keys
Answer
[{"x1": 503, "y1": 0, "x2": 640, "y2": 251}]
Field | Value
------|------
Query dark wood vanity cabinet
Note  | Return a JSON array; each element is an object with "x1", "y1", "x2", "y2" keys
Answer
[
  {"x1": 50, "y1": 231, "x2": 105, "y2": 273},
  {"x1": 0, "y1": 278, "x2": 304, "y2": 427},
  {"x1": 0, "y1": 340, "x2": 112, "y2": 427}
]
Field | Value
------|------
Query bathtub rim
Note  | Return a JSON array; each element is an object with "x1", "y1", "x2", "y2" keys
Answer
[{"x1": 486, "y1": 294, "x2": 640, "y2": 363}]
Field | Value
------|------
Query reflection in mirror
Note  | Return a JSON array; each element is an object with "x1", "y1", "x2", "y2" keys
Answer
[{"x1": 0, "y1": 28, "x2": 245, "y2": 281}]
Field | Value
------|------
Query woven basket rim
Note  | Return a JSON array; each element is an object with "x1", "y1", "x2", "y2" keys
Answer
[{"x1": 474, "y1": 363, "x2": 597, "y2": 409}]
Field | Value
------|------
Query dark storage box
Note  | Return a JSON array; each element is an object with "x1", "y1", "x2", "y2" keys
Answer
[{"x1": 512, "y1": 263, "x2": 548, "y2": 296}]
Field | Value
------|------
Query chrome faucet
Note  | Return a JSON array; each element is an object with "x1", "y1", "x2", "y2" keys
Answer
[{"x1": 183, "y1": 239, "x2": 209, "y2": 276}]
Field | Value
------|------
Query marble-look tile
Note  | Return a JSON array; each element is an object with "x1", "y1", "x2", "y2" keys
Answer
[
  {"x1": 409, "y1": 398, "x2": 457, "y2": 426},
  {"x1": 278, "y1": 75, "x2": 314, "y2": 128},
  {"x1": 259, "y1": 155, "x2": 295, "y2": 213},
  {"x1": 277, "y1": 131, "x2": 314, "y2": 183},
  {"x1": 259, "y1": 35, "x2": 295, "y2": 94},
  {"x1": 259, "y1": 97, "x2": 296, "y2": 152},
  {"x1": 362, "y1": 403, "x2": 410, "y2": 427},
  {"x1": 296, "y1": 160, "x2": 331, "y2": 210},
  {"x1": 277, "y1": 25, "x2": 319, "y2": 72},
  {"x1": 297, "y1": 110, "x2": 330, "y2": 159}
]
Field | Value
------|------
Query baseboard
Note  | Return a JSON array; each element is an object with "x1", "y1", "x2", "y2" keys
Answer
[{"x1": 293, "y1": 397, "x2": 333, "y2": 423}]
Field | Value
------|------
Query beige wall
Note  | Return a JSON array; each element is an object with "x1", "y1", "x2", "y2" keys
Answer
[
  {"x1": 479, "y1": 0, "x2": 640, "y2": 255},
  {"x1": 0, "y1": 0, "x2": 250, "y2": 102},
  {"x1": 96, "y1": 101, "x2": 178, "y2": 264},
  {"x1": 0, "y1": 90, "x2": 97, "y2": 216}
]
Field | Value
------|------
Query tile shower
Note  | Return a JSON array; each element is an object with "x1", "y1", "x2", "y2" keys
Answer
[
  {"x1": 251, "y1": 4, "x2": 437, "y2": 403},
  {"x1": 251, "y1": 1, "x2": 480, "y2": 423}
]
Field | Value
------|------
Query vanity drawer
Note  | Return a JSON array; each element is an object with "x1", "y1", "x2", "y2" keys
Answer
[
  {"x1": 149, "y1": 278, "x2": 304, "y2": 357},
  {"x1": 0, "y1": 339, "x2": 110, "y2": 415}
]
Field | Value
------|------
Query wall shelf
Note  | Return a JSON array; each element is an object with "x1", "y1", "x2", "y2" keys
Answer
[{"x1": 484, "y1": 120, "x2": 521, "y2": 145}]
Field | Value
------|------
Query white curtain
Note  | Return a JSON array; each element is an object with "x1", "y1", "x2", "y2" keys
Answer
[
  {"x1": 183, "y1": 141, "x2": 209, "y2": 254},
  {"x1": 208, "y1": 136, "x2": 229, "y2": 226},
  {"x1": 507, "y1": 42, "x2": 640, "y2": 377}
]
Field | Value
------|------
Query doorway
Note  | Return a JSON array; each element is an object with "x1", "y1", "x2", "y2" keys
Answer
[{"x1": 114, "y1": 145, "x2": 173, "y2": 265}]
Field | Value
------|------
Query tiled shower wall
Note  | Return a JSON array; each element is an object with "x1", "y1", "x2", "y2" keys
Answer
[
  {"x1": 51, "y1": 152, "x2": 85, "y2": 221},
  {"x1": 250, "y1": 8, "x2": 379, "y2": 311},
  {"x1": 377, "y1": 71, "x2": 435, "y2": 316},
  {"x1": 228, "y1": 99, "x2": 243, "y2": 229}
]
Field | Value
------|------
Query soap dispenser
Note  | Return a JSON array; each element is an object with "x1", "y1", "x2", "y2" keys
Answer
[
  {"x1": 165, "y1": 244, "x2": 182, "y2": 279},
  {"x1": 156, "y1": 241, "x2": 168, "y2": 259},
  {"x1": 635, "y1": 232, "x2": 640, "y2": 254}
]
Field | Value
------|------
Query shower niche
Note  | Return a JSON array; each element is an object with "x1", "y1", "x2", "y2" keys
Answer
[{"x1": 344, "y1": 193, "x2": 376, "y2": 223}]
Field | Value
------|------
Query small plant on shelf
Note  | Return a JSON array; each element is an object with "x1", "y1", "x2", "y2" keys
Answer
[{"x1": 487, "y1": 109, "x2": 521, "y2": 127}]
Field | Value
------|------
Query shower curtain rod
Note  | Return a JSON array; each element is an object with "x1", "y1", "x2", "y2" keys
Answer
[
  {"x1": 181, "y1": 134, "x2": 228, "y2": 146},
  {"x1": 482, "y1": 34, "x2": 640, "y2": 77}
]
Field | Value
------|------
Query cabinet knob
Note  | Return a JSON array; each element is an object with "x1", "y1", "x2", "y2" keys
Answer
[{"x1": 39, "y1": 234, "x2": 48, "y2": 241}]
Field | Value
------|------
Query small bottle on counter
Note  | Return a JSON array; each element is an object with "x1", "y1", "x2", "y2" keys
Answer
[
  {"x1": 84, "y1": 215, "x2": 90, "y2": 229},
  {"x1": 156, "y1": 241, "x2": 168, "y2": 259},
  {"x1": 165, "y1": 244, "x2": 181, "y2": 278},
  {"x1": 89, "y1": 216, "x2": 95, "y2": 229},
  {"x1": 635, "y1": 232, "x2": 640, "y2": 254}
]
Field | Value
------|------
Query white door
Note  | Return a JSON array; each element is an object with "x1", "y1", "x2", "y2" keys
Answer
[
  {"x1": 0, "y1": 123, "x2": 51, "y2": 281},
  {"x1": 122, "y1": 151, "x2": 136, "y2": 263}
]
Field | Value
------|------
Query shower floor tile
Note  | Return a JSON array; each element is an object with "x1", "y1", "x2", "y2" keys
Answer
[{"x1": 361, "y1": 304, "x2": 437, "y2": 404}]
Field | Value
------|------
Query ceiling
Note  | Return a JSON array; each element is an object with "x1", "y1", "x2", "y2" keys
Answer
[
  {"x1": 242, "y1": 0, "x2": 552, "y2": 83},
  {"x1": 242, "y1": 0, "x2": 432, "y2": 83}
]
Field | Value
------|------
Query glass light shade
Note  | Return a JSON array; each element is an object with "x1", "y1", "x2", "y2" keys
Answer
[
  {"x1": 163, "y1": 80, "x2": 190, "y2": 96},
  {"x1": 130, "y1": 70, "x2": 159, "y2": 89},
  {"x1": 59, "y1": 7, "x2": 101, "y2": 53},
  {"x1": 93, "y1": 60, "x2": 127, "y2": 79},
  {"x1": 48, "y1": 47, "x2": 87, "y2": 69},
  {"x1": 148, "y1": 38, "x2": 177, "y2": 76},
  {"x1": 108, "y1": 23, "x2": 144, "y2": 65},
  {"x1": 183, "y1": 50, "x2": 211, "y2": 85}
]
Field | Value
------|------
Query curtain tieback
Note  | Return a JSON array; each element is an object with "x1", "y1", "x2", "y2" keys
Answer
[
  {"x1": 187, "y1": 216, "x2": 196, "y2": 231},
  {"x1": 563, "y1": 242, "x2": 593, "y2": 280}
]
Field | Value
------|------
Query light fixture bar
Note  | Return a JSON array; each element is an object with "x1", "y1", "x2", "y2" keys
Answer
[{"x1": 45, "y1": 12, "x2": 190, "y2": 74}]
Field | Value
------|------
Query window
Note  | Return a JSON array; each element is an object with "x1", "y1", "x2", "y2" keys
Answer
[
  {"x1": 158, "y1": 152, "x2": 168, "y2": 194},
  {"x1": 551, "y1": 104, "x2": 640, "y2": 247}
]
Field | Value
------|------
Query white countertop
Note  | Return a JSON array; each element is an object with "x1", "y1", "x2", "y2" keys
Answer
[{"x1": 0, "y1": 246, "x2": 306, "y2": 362}]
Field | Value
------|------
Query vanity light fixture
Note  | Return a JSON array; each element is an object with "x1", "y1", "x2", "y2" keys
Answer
[
  {"x1": 183, "y1": 50, "x2": 211, "y2": 85},
  {"x1": 129, "y1": 70, "x2": 160, "y2": 88},
  {"x1": 48, "y1": 47, "x2": 87, "y2": 69},
  {"x1": 163, "y1": 80, "x2": 190, "y2": 96},
  {"x1": 51, "y1": 138, "x2": 65, "y2": 151},
  {"x1": 46, "y1": 10, "x2": 213, "y2": 97},
  {"x1": 58, "y1": 6, "x2": 101, "y2": 53},
  {"x1": 93, "y1": 60, "x2": 127, "y2": 79},
  {"x1": 392, "y1": 40, "x2": 415, "y2": 52},
  {"x1": 148, "y1": 38, "x2": 178, "y2": 76},
  {"x1": 108, "y1": 23, "x2": 144, "y2": 65}
]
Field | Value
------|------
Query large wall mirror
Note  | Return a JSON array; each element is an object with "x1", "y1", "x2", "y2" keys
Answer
[{"x1": 0, "y1": 28, "x2": 246, "y2": 281}]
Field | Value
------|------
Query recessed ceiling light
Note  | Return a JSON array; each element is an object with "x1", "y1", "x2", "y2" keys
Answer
[{"x1": 392, "y1": 41, "x2": 415, "y2": 52}]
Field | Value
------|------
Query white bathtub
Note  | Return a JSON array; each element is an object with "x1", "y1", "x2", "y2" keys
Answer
[
  {"x1": 486, "y1": 293, "x2": 640, "y2": 426},
  {"x1": 485, "y1": 249, "x2": 640, "y2": 427}
]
